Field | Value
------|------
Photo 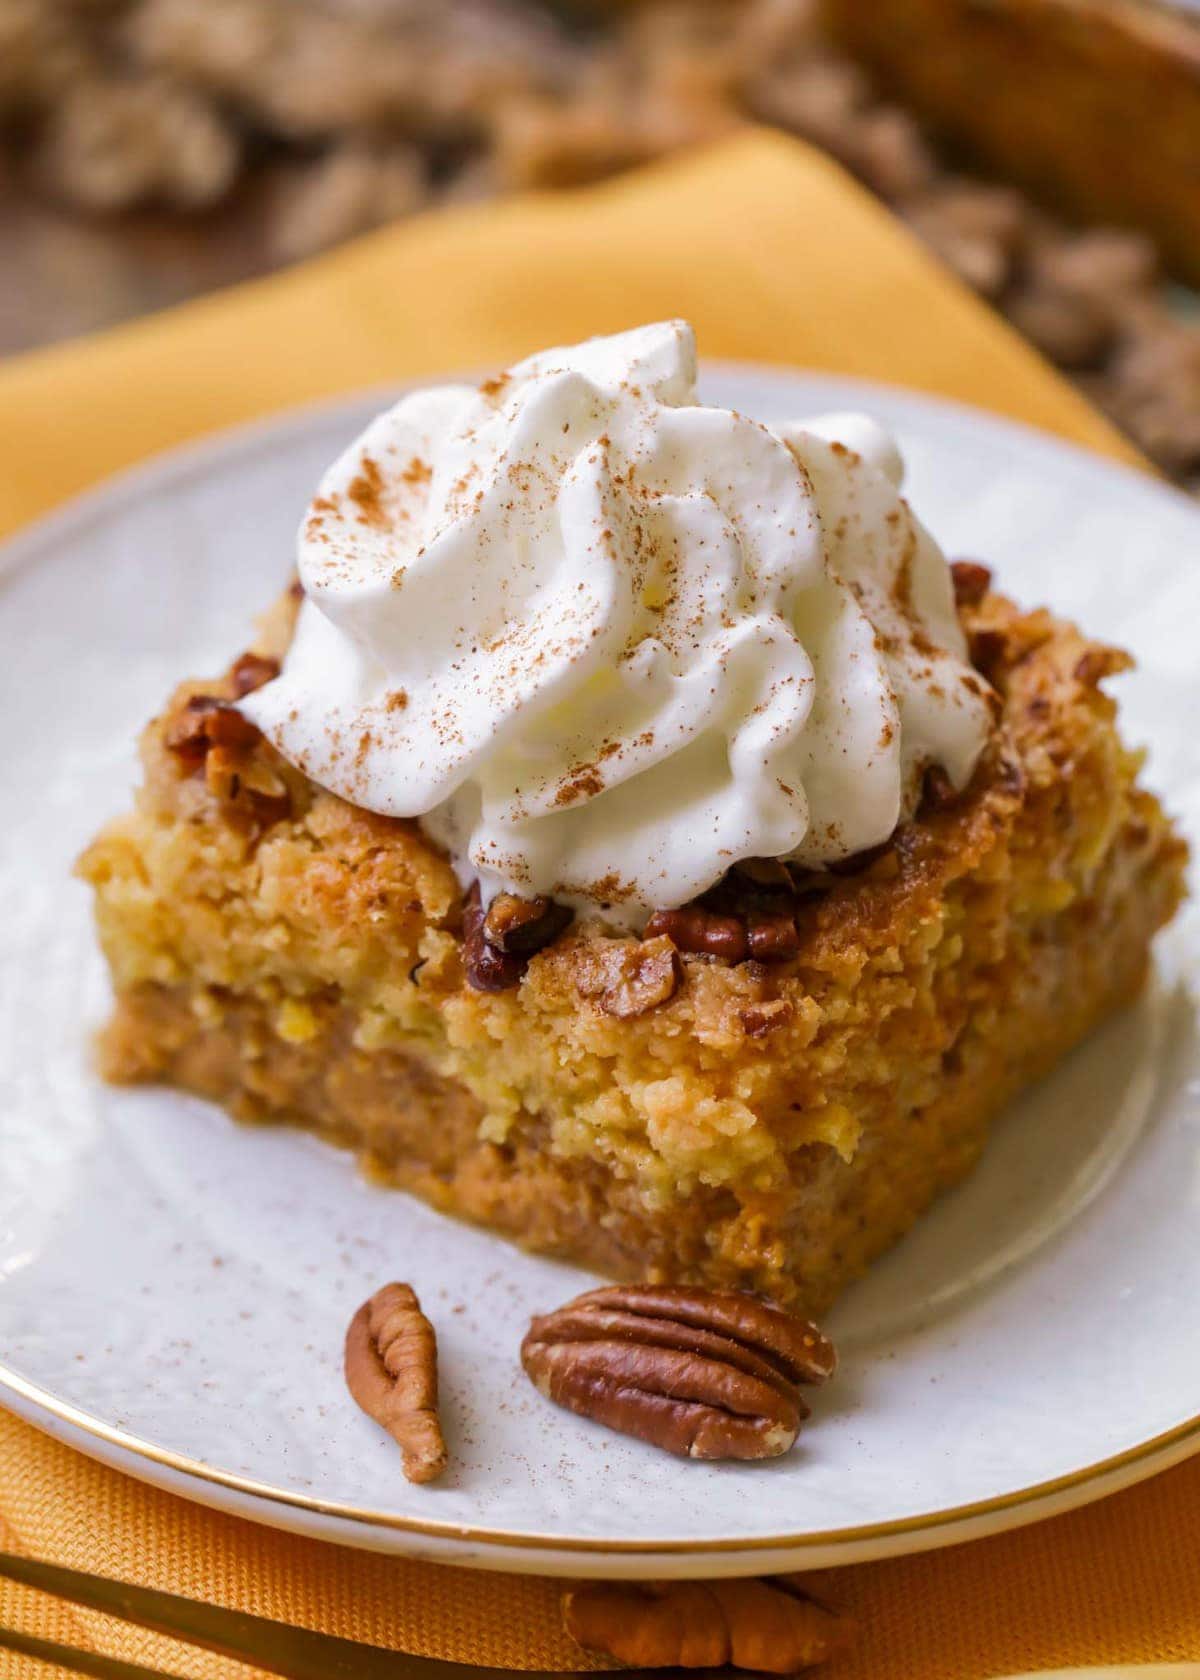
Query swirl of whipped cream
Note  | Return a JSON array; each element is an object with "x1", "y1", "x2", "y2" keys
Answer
[{"x1": 241, "y1": 321, "x2": 994, "y2": 921}]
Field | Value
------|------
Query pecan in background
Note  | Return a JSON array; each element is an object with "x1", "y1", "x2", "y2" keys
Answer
[{"x1": 564, "y1": 1577, "x2": 854, "y2": 1673}]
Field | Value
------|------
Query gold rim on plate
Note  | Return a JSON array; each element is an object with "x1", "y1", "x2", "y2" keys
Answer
[{"x1": 2, "y1": 1355, "x2": 1198, "y2": 1557}]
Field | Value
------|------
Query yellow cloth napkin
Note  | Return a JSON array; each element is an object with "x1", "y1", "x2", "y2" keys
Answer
[
  {"x1": 0, "y1": 130, "x2": 1136, "y2": 538},
  {"x1": 0, "y1": 131, "x2": 1193, "y2": 1679}
]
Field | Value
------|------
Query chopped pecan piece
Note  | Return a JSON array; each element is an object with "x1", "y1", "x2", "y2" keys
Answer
[
  {"x1": 968, "y1": 625, "x2": 1010, "y2": 680},
  {"x1": 203, "y1": 745, "x2": 291, "y2": 823},
  {"x1": 575, "y1": 935, "x2": 681, "y2": 1018},
  {"x1": 482, "y1": 891, "x2": 573, "y2": 954},
  {"x1": 462, "y1": 883, "x2": 525, "y2": 992},
  {"x1": 747, "y1": 910, "x2": 800, "y2": 962},
  {"x1": 520, "y1": 1284, "x2": 835, "y2": 1461},
  {"x1": 228, "y1": 651, "x2": 281, "y2": 697},
  {"x1": 645, "y1": 904, "x2": 748, "y2": 961},
  {"x1": 1073, "y1": 645, "x2": 1133, "y2": 686},
  {"x1": 563, "y1": 1578, "x2": 853, "y2": 1673},
  {"x1": 344, "y1": 1282, "x2": 447, "y2": 1484},
  {"x1": 950, "y1": 558, "x2": 993, "y2": 608},
  {"x1": 163, "y1": 695, "x2": 261, "y2": 769},
  {"x1": 740, "y1": 998, "x2": 794, "y2": 1038},
  {"x1": 163, "y1": 695, "x2": 290, "y2": 824}
]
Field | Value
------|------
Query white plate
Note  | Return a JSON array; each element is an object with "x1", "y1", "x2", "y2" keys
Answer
[{"x1": 1, "y1": 368, "x2": 1198, "y2": 1578}]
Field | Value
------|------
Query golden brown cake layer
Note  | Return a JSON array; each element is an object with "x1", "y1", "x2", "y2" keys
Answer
[{"x1": 80, "y1": 591, "x2": 1187, "y2": 1313}]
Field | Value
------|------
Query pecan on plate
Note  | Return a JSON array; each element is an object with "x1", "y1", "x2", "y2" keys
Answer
[
  {"x1": 344, "y1": 1282, "x2": 447, "y2": 1483},
  {"x1": 520, "y1": 1284, "x2": 836, "y2": 1461},
  {"x1": 564, "y1": 1578, "x2": 853, "y2": 1674}
]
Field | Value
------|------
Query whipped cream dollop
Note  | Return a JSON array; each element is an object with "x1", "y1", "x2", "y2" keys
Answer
[{"x1": 242, "y1": 321, "x2": 994, "y2": 921}]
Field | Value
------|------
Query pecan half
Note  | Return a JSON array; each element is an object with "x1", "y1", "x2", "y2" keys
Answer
[
  {"x1": 950, "y1": 558, "x2": 993, "y2": 608},
  {"x1": 746, "y1": 909, "x2": 800, "y2": 962},
  {"x1": 462, "y1": 885, "x2": 573, "y2": 990},
  {"x1": 482, "y1": 891, "x2": 573, "y2": 954},
  {"x1": 921, "y1": 763, "x2": 961, "y2": 811},
  {"x1": 574, "y1": 935, "x2": 681, "y2": 1018},
  {"x1": 520, "y1": 1284, "x2": 835, "y2": 1461},
  {"x1": 344, "y1": 1282, "x2": 447, "y2": 1483},
  {"x1": 563, "y1": 1579, "x2": 853, "y2": 1674},
  {"x1": 645, "y1": 904, "x2": 748, "y2": 961}
]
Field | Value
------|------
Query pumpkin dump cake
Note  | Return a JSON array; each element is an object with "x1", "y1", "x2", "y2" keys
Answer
[{"x1": 80, "y1": 323, "x2": 1186, "y2": 1314}]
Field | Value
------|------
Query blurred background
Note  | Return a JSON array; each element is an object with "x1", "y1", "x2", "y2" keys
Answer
[{"x1": 2, "y1": 0, "x2": 1197, "y2": 493}]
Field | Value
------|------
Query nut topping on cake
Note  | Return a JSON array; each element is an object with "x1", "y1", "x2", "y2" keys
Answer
[
  {"x1": 646, "y1": 902, "x2": 803, "y2": 965},
  {"x1": 462, "y1": 886, "x2": 574, "y2": 990},
  {"x1": 482, "y1": 891, "x2": 573, "y2": 955},
  {"x1": 950, "y1": 558, "x2": 994, "y2": 608},
  {"x1": 163, "y1": 694, "x2": 291, "y2": 826},
  {"x1": 520, "y1": 1284, "x2": 836, "y2": 1460},
  {"x1": 746, "y1": 910, "x2": 801, "y2": 962},
  {"x1": 740, "y1": 999, "x2": 795, "y2": 1038},
  {"x1": 645, "y1": 905, "x2": 749, "y2": 961},
  {"x1": 228, "y1": 651, "x2": 281, "y2": 697},
  {"x1": 164, "y1": 695, "x2": 261, "y2": 768},
  {"x1": 574, "y1": 935, "x2": 681, "y2": 1018},
  {"x1": 462, "y1": 884, "x2": 526, "y2": 992},
  {"x1": 344, "y1": 1282, "x2": 447, "y2": 1483}
]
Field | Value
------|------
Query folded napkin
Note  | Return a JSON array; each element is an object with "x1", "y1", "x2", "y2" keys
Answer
[
  {"x1": 0, "y1": 131, "x2": 1193, "y2": 1680},
  {"x1": 0, "y1": 129, "x2": 1135, "y2": 539}
]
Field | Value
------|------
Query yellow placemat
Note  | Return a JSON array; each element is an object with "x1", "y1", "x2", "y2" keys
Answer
[{"x1": 0, "y1": 130, "x2": 1192, "y2": 1679}]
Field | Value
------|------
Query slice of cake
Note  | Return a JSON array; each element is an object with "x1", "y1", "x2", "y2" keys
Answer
[{"x1": 79, "y1": 322, "x2": 1186, "y2": 1314}]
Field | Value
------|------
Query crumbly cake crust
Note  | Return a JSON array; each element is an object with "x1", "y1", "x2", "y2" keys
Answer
[{"x1": 80, "y1": 588, "x2": 1187, "y2": 1313}]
